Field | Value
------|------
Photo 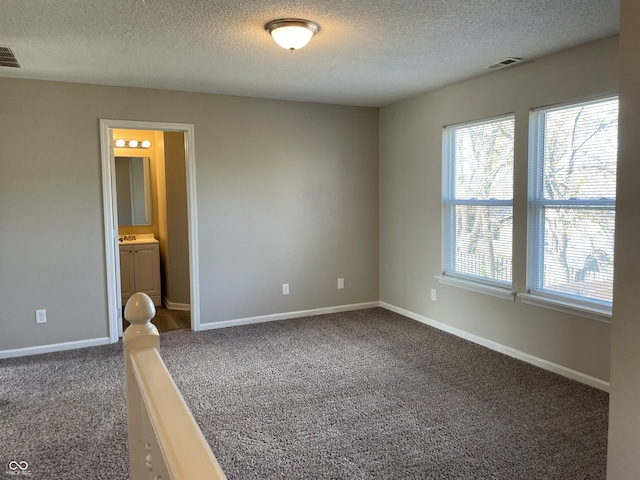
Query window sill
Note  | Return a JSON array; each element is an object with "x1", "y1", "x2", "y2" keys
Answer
[
  {"x1": 518, "y1": 293, "x2": 612, "y2": 324},
  {"x1": 435, "y1": 275, "x2": 516, "y2": 301}
]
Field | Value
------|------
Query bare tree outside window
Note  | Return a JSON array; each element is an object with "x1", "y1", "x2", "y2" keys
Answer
[
  {"x1": 444, "y1": 116, "x2": 514, "y2": 285},
  {"x1": 531, "y1": 97, "x2": 618, "y2": 306}
]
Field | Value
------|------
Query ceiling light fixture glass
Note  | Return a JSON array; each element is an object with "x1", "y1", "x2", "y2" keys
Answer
[{"x1": 265, "y1": 18, "x2": 320, "y2": 52}]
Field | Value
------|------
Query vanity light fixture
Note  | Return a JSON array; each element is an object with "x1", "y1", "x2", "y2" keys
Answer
[
  {"x1": 113, "y1": 139, "x2": 152, "y2": 149},
  {"x1": 265, "y1": 18, "x2": 320, "y2": 52}
]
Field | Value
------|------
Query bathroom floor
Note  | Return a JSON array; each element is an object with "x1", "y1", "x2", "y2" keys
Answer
[{"x1": 122, "y1": 306, "x2": 191, "y2": 333}]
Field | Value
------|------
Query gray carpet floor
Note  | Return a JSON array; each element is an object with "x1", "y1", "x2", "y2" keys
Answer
[{"x1": 0, "y1": 308, "x2": 608, "y2": 479}]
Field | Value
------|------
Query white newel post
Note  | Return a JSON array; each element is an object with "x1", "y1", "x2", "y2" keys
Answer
[{"x1": 123, "y1": 292, "x2": 158, "y2": 480}]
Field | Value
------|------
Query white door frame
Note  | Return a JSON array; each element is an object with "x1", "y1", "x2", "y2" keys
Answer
[{"x1": 100, "y1": 119, "x2": 201, "y2": 342}]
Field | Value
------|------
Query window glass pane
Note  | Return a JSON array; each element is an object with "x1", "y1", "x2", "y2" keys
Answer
[
  {"x1": 444, "y1": 115, "x2": 514, "y2": 286},
  {"x1": 453, "y1": 118, "x2": 514, "y2": 200},
  {"x1": 541, "y1": 99, "x2": 618, "y2": 200},
  {"x1": 530, "y1": 96, "x2": 618, "y2": 310},
  {"x1": 453, "y1": 205, "x2": 513, "y2": 284},
  {"x1": 539, "y1": 207, "x2": 614, "y2": 303}
]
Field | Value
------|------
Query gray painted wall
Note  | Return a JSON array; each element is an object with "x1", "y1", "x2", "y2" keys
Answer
[
  {"x1": 607, "y1": 0, "x2": 640, "y2": 477},
  {"x1": 0, "y1": 81, "x2": 379, "y2": 350},
  {"x1": 379, "y1": 37, "x2": 618, "y2": 382}
]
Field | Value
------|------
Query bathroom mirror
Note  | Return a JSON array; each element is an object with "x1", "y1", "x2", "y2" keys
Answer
[{"x1": 115, "y1": 156, "x2": 153, "y2": 226}]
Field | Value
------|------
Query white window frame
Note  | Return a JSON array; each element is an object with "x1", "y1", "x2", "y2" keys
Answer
[
  {"x1": 524, "y1": 96, "x2": 618, "y2": 322},
  {"x1": 438, "y1": 114, "x2": 516, "y2": 300}
]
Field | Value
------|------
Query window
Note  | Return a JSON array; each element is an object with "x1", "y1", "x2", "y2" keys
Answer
[
  {"x1": 528, "y1": 97, "x2": 618, "y2": 313},
  {"x1": 442, "y1": 115, "x2": 515, "y2": 288}
]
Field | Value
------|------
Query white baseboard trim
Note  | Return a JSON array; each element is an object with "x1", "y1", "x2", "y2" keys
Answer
[
  {"x1": 380, "y1": 302, "x2": 610, "y2": 392},
  {"x1": 199, "y1": 301, "x2": 380, "y2": 331},
  {"x1": 162, "y1": 297, "x2": 191, "y2": 311},
  {"x1": 0, "y1": 337, "x2": 112, "y2": 360}
]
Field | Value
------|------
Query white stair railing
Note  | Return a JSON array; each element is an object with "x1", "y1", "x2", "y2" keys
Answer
[{"x1": 124, "y1": 293, "x2": 227, "y2": 480}]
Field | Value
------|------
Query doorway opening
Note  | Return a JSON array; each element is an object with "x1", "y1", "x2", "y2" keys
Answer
[{"x1": 100, "y1": 120, "x2": 201, "y2": 342}]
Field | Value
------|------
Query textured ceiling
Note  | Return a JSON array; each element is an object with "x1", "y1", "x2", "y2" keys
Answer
[{"x1": 0, "y1": 0, "x2": 619, "y2": 107}]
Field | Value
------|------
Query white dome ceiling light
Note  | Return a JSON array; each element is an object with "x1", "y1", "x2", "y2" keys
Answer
[{"x1": 265, "y1": 18, "x2": 320, "y2": 52}]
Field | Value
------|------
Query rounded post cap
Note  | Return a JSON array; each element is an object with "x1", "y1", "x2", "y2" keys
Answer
[{"x1": 124, "y1": 293, "x2": 156, "y2": 325}]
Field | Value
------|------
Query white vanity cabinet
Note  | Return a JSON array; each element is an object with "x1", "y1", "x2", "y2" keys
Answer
[{"x1": 119, "y1": 241, "x2": 161, "y2": 306}]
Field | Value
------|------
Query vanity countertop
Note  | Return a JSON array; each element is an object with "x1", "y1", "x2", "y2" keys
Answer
[{"x1": 119, "y1": 234, "x2": 158, "y2": 245}]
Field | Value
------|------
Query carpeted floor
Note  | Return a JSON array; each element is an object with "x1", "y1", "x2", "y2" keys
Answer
[{"x1": 0, "y1": 308, "x2": 608, "y2": 479}]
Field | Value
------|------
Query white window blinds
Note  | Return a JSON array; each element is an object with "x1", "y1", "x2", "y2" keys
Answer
[
  {"x1": 443, "y1": 115, "x2": 515, "y2": 286},
  {"x1": 529, "y1": 97, "x2": 618, "y2": 309}
]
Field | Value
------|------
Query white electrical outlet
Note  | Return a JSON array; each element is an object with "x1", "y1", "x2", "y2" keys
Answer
[
  {"x1": 337, "y1": 278, "x2": 345, "y2": 289},
  {"x1": 35, "y1": 309, "x2": 47, "y2": 324},
  {"x1": 282, "y1": 283, "x2": 289, "y2": 295},
  {"x1": 430, "y1": 289, "x2": 437, "y2": 301}
]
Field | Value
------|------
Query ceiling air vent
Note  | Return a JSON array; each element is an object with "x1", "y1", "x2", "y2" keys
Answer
[
  {"x1": 483, "y1": 57, "x2": 522, "y2": 71},
  {"x1": 0, "y1": 46, "x2": 21, "y2": 68}
]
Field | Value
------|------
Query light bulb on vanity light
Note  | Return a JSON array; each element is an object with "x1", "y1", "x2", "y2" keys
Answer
[
  {"x1": 115, "y1": 139, "x2": 126, "y2": 147},
  {"x1": 141, "y1": 140, "x2": 151, "y2": 148},
  {"x1": 128, "y1": 140, "x2": 139, "y2": 148}
]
